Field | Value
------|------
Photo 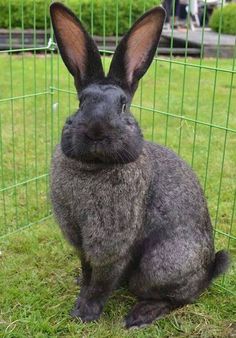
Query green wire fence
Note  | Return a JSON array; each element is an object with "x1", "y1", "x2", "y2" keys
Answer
[{"x1": 0, "y1": 0, "x2": 235, "y2": 295}]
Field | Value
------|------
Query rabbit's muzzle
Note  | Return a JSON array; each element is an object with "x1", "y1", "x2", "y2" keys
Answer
[
  {"x1": 84, "y1": 120, "x2": 108, "y2": 143},
  {"x1": 61, "y1": 118, "x2": 112, "y2": 161}
]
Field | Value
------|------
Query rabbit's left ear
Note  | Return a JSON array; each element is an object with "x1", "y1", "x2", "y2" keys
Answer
[
  {"x1": 108, "y1": 6, "x2": 166, "y2": 95},
  {"x1": 50, "y1": 2, "x2": 104, "y2": 91}
]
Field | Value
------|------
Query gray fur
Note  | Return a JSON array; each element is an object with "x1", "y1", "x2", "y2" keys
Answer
[
  {"x1": 51, "y1": 144, "x2": 151, "y2": 266},
  {"x1": 51, "y1": 140, "x2": 228, "y2": 325}
]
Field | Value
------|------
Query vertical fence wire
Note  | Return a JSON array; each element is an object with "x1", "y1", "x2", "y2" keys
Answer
[
  {"x1": 21, "y1": 0, "x2": 28, "y2": 226},
  {"x1": 9, "y1": 0, "x2": 19, "y2": 230},
  {"x1": 0, "y1": 90, "x2": 7, "y2": 229},
  {"x1": 102, "y1": 0, "x2": 106, "y2": 69},
  {"x1": 191, "y1": 0, "x2": 208, "y2": 168},
  {"x1": 33, "y1": 0, "x2": 39, "y2": 212},
  {"x1": 165, "y1": 0, "x2": 176, "y2": 146},
  {"x1": 44, "y1": 1, "x2": 49, "y2": 216},
  {"x1": 177, "y1": 7, "x2": 191, "y2": 156},
  {"x1": 203, "y1": 4, "x2": 222, "y2": 193}
]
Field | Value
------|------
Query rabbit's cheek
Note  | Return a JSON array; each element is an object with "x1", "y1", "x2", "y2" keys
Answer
[{"x1": 126, "y1": 124, "x2": 137, "y2": 133}]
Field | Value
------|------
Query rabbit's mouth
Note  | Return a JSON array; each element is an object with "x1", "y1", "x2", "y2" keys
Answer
[
  {"x1": 90, "y1": 142, "x2": 105, "y2": 155},
  {"x1": 61, "y1": 134, "x2": 141, "y2": 164},
  {"x1": 61, "y1": 130, "x2": 112, "y2": 163}
]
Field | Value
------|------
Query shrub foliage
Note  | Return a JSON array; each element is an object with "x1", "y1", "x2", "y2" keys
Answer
[
  {"x1": 209, "y1": 3, "x2": 236, "y2": 35},
  {"x1": 0, "y1": 0, "x2": 161, "y2": 35}
]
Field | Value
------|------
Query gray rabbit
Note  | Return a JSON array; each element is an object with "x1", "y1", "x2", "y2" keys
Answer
[{"x1": 50, "y1": 3, "x2": 229, "y2": 328}]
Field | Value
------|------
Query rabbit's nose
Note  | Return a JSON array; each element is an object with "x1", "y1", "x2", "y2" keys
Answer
[
  {"x1": 85, "y1": 132, "x2": 105, "y2": 142},
  {"x1": 85, "y1": 124, "x2": 106, "y2": 141}
]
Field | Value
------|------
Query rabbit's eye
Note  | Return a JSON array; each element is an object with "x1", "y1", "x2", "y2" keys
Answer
[
  {"x1": 121, "y1": 103, "x2": 126, "y2": 114},
  {"x1": 66, "y1": 117, "x2": 73, "y2": 125}
]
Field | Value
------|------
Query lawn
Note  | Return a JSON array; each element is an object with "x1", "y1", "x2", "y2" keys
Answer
[{"x1": 0, "y1": 54, "x2": 236, "y2": 337}]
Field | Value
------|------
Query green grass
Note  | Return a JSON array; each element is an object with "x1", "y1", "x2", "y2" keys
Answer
[
  {"x1": 0, "y1": 221, "x2": 235, "y2": 337},
  {"x1": 0, "y1": 54, "x2": 236, "y2": 337}
]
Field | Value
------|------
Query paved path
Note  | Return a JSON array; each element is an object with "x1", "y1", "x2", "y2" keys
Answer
[{"x1": 162, "y1": 28, "x2": 235, "y2": 57}]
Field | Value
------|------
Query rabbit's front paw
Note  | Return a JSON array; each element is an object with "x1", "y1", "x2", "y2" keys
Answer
[{"x1": 71, "y1": 297, "x2": 103, "y2": 322}]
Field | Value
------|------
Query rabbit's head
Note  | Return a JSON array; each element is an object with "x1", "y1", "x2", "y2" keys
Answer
[{"x1": 50, "y1": 3, "x2": 166, "y2": 164}]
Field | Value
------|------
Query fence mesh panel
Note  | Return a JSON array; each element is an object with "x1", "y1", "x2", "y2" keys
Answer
[{"x1": 0, "y1": 0, "x2": 235, "y2": 294}]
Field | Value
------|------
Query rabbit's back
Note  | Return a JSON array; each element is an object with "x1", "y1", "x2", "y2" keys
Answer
[
  {"x1": 145, "y1": 141, "x2": 213, "y2": 231},
  {"x1": 143, "y1": 141, "x2": 214, "y2": 266}
]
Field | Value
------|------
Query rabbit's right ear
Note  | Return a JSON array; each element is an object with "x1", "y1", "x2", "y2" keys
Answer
[
  {"x1": 108, "y1": 6, "x2": 166, "y2": 95},
  {"x1": 50, "y1": 2, "x2": 104, "y2": 91}
]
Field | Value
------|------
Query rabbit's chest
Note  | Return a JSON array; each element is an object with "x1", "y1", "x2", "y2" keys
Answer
[
  {"x1": 51, "y1": 145, "x2": 152, "y2": 265},
  {"x1": 69, "y1": 169, "x2": 148, "y2": 265}
]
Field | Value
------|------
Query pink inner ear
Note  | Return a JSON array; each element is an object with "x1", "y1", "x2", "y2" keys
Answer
[
  {"x1": 126, "y1": 14, "x2": 158, "y2": 84},
  {"x1": 53, "y1": 9, "x2": 86, "y2": 77}
]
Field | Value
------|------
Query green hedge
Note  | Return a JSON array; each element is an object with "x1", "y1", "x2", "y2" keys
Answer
[
  {"x1": 209, "y1": 3, "x2": 236, "y2": 35},
  {"x1": 0, "y1": 0, "x2": 161, "y2": 36}
]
